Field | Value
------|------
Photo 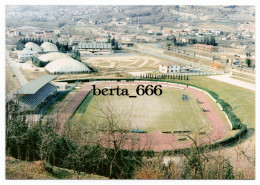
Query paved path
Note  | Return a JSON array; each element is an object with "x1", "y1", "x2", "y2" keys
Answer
[
  {"x1": 6, "y1": 49, "x2": 28, "y2": 86},
  {"x1": 207, "y1": 74, "x2": 255, "y2": 91}
]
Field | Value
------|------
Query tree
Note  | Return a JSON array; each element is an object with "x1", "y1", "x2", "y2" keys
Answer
[
  {"x1": 6, "y1": 99, "x2": 28, "y2": 159},
  {"x1": 59, "y1": 45, "x2": 66, "y2": 53},
  {"x1": 83, "y1": 99, "x2": 143, "y2": 179},
  {"x1": 72, "y1": 50, "x2": 81, "y2": 61},
  {"x1": 56, "y1": 42, "x2": 60, "y2": 50},
  {"x1": 16, "y1": 41, "x2": 25, "y2": 50},
  {"x1": 245, "y1": 58, "x2": 251, "y2": 67},
  {"x1": 246, "y1": 52, "x2": 251, "y2": 57},
  {"x1": 58, "y1": 22, "x2": 66, "y2": 27},
  {"x1": 181, "y1": 134, "x2": 234, "y2": 179},
  {"x1": 111, "y1": 37, "x2": 115, "y2": 46}
]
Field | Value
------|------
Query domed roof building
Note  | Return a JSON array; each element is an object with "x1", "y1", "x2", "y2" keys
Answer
[
  {"x1": 24, "y1": 42, "x2": 43, "y2": 53},
  {"x1": 44, "y1": 58, "x2": 91, "y2": 74},
  {"x1": 38, "y1": 52, "x2": 70, "y2": 62},
  {"x1": 41, "y1": 42, "x2": 58, "y2": 52}
]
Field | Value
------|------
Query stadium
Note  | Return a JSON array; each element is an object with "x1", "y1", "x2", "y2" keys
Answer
[
  {"x1": 11, "y1": 75, "x2": 247, "y2": 152},
  {"x1": 12, "y1": 74, "x2": 247, "y2": 152}
]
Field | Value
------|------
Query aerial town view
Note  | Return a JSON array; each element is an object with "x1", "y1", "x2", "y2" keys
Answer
[{"x1": 4, "y1": 5, "x2": 255, "y2": 180}]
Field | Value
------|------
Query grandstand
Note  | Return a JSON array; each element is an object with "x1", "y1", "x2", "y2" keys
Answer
[{"x1": 13, "y1": 75, "x2": 59, "y2": 112}]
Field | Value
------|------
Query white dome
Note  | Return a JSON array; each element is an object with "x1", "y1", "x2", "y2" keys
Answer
[
  {"x1": 41, "y1": 42, "x2": 58, "y2": 52},
  {"x1": 45, "y1": 58, "x2": 91, "y2": 74},
  {"x1": 38, "y1": 52, "x2": 71, "y2": 62},
  {"x1": 24, "y1": 42, "x2": 43, "y2": 53}
]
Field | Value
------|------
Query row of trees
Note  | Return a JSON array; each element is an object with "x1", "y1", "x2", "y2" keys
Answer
[
  {"x1": 140, "y1": 73, "x2": 189, "y2": 80},
  {"x1": 166, "y1": 36, "x2": 217, "y2": 48},
  {"x1": 199, "y1": 36, "x2": 217, "y2": 46},
  {"x1": 19, "y1": 37, "x2": 46, "y2": 46}
]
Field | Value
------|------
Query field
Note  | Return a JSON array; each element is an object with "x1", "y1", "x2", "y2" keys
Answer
[
  {"x1": 72, "y1": 86, "x2": 211, "y2": 133},
  {"x1": 173, "y1": 76, "x2": 255, "y2": 129}
]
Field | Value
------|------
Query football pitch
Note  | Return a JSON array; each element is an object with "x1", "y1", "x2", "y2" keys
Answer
[{"x1": 72, "y1": 86, "x2": 211, "y2": 133}]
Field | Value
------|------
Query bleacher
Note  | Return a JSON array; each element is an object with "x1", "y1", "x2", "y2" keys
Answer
[
  {"x1": 13, "y1": 75, "x2": 59, "y2": 112},
  {"x1": 19, "y1": 83, "x2": 58, "y2": 111}
]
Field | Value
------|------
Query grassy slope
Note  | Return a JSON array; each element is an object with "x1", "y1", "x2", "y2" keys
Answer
[
  {"x1": 171, "y1": 76, "x2": 255, "y2": 129},
  {"x1": 6, "y1": 156, "x2": 107, "y2": 179}
]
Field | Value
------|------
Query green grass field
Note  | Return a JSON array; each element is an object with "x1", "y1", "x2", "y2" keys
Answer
[
  {"x1": 163, "y1": 76, "x2": 255, "y2": 130},
  {"x1": 72, "y1": 86, "x2": 211, "y2": 133}
]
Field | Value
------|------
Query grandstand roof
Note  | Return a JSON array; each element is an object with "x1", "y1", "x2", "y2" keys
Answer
[
  {"x1": 45, "y1": 58, "x2": 90, "y2": 74},
  {"x1": 25, "y1": 42, "x2": 43, "y2": 53},
  {"x1": 14, "y1": 75, "x2": 58, "y2": 95},
  {"x1": 41, "y1": 42, "x2": 59, "y2": 52},
  {"x1": 38, "y1": 52, "x2": 71, "y2": 62},
  {"x1": 18, "y1": 83, "x2": 58, "y2": 110}
]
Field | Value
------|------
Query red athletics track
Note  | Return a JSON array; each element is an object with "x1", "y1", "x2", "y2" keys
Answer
[{"x1": 54, "y1": 81, "x2": 228, "y2": 151}]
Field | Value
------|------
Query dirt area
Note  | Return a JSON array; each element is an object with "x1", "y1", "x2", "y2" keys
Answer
[
  {"x1": 20, "y1": 68, "x2": 48, "y2": 81},
  {"x1": 16, "y1": 60, "x2": 45, "y2": 72},
  {"x1": 81, "y1": 55, "x2": 167, "y2": 72},
  {"x1": 55, "y1": 72, "x2": 130, "y2": 81},
  {"x1": 6, "y1": 62, "x2": 20, "y2": 94}
]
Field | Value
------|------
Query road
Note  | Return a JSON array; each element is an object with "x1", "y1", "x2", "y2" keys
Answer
[
  {"x1": 6, "y1": 49, "x2": 28, "y2": 86},
  {"x1": 207, "y1": 74, "x2": 255, "y2": 91}
]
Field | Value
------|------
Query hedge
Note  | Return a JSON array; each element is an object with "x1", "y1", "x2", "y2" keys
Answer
[{"x1": 162, "y1": 124, "x2": 247, "y2": 155}]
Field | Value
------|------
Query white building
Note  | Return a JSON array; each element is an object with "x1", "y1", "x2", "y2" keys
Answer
[
  {"x1": 76, "y1": 42, "x2": 113, "y2": 56},
  {"x1": 54, "y1": 30, "x2": 69, "y2": 36},
  {"x1": 45, "y1": 58, "x2": 90, "y2": 74},
  {"x1": 52, "y1": 82, "x2": 68, "y2": 91},
  {"x1": 18, "y1": 48, "x2": 36, "y2": 59},
  {"x1": 159, "y1": 62, "x2": 182, "y2": 74}
]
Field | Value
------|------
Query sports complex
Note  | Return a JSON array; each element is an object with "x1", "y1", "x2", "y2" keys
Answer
[{"x1": 13, "y1": 75, "x2": 248, "y2": 153}]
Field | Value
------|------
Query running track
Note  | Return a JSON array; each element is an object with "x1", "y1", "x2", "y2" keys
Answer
[{"x1": 54, "y1": 81, "x2": 228, "y2": 151}]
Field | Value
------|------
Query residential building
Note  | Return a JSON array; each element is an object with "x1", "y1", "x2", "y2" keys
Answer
[
  {"x1": 193, "y1": 44, "x2": 218, "y2": 52},
  {"x1": 159, "y1": 62, "x2": 182, "y2": 74}
]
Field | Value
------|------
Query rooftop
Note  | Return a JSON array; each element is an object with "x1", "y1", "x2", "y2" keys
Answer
[
  {"x1": 78, "y1": 42, "x2": 112, "y2": 49},
  {"x1": 14, "y1": 75, "x2": 58, "y2": 95},
  {"x1": 18, "y1": 83, "x2": 58, "y2": 110}
]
